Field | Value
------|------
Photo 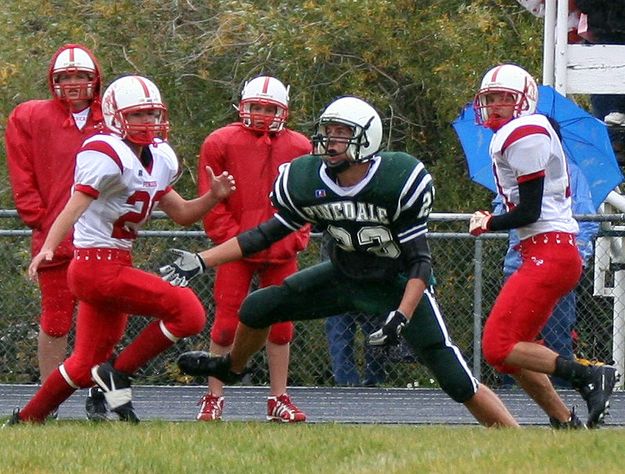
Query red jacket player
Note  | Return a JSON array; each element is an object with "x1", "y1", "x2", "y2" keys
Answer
[
  {"x1": 196, "y1": 76, "x2": 311, "y2": 422},
  {"x1": 5, "y1": 44, "x2": 103, "y2": 407}
]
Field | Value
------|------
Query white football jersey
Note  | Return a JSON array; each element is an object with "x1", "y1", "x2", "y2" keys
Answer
[
  {"x1": 72, "y1": 134, "x2": 179, "y2": 249},
  {"x1": 489, "y1": 114, "x2": 578, "y2": 240}
]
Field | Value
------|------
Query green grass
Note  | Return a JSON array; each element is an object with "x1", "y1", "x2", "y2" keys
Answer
[{"x1": 1, "y1": 421, "x2": 624, "y2": 473}]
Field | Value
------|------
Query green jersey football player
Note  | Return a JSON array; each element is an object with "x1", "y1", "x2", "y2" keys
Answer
[{"x1": 162, "y1": 96, "x2": 518, "y2": 427}]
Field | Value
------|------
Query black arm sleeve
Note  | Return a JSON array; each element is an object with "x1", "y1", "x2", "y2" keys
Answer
[
  {"x1": 400, "y1": 235, "x2": 432, "y2": 284},
  {"x1": 488, "y1": 177, "x2": 544, "y2": 231},
  {"x1": 236, "y1": 217, "x2": 294, "y2": 257}
]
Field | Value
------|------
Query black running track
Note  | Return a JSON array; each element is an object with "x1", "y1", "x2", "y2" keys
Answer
[{"x1": 1, "y1": 385, "x2": 624, "y2": 426}]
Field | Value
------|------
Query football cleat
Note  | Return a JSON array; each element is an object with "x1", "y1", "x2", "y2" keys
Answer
[
  {"x1": 576, "y1": 365, "x2": 619, "y2": 428},
  {"x1": 85, "y1": 386, "x2": 109, "y2": 421},
  {"x1": 196, "y1": 393, "x2": 224, "y2": 421},
  {"x1": 91, "y1": 362, "x2": 139, "y2": 423},
  {"x1": 549, "y1": 407, "x2": 586, "y2": 430},
  {"x1": 2, "y1": 408, "x2": 21, "y2": 428},
  {"x1": 267, "y1": 394, "x2": 306, "y2": 423},
  {"x1": 575, "y1": 356, "x2": 605, "y2": 367},
  {"x1": 114, "y1": 404, "x2": 140, "y2": 423},
  {"x1": 177, "y1": 352, "x2": 245, "y2": 384}
]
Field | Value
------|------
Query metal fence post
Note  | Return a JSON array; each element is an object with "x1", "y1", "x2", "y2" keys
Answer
[
  {"x1": 613, "y1": 270, "x2": 625, "y2": 387},
  {"x1": 472, "y1": 238, "x2": 483, "y2": 381}
]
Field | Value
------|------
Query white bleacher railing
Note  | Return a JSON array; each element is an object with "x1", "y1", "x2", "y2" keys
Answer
[{"x1": 545, "y1": 0, "x2": 625, "y2": 384}]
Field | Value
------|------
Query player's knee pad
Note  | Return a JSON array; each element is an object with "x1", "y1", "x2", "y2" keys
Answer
[
  {"x1": 417, "y1": 344, "x2": 477, "y2": 403},
  {"x1": 439, "y1": 374, "x2": 477, "y2": 403},
  {"x1": 210, "y1": 310, "x2": 239, "y2": 346},
  {"x1": 268, "y1": 321, "x2": 294, "y2": 345},
  {"x1": 166, "y1": 288, "x2": 206, "y2": 337},
  {"x1": 239, "y1": 285, "x2": 288, "y2": 329},
  {"x1": 482, "y1": 327, "x2": 514, "y2": 371},
  {"x1": 178, "y1": 291, "x2": 206, "y2": 336},
  {"x1": 40, "y1": 311, "x2": 73, "y2": 338}
]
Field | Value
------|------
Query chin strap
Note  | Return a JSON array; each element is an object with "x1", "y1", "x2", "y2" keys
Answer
[{"x1": 484, "y1": 116, "x2": 513, "y2": 131}]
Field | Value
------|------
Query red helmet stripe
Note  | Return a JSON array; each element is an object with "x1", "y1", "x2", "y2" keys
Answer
[
  {"x1": 490, "y1": 65, "x2": 504, "y2": 82},
  {"x1": 69, "y1": 48, "x2": 75, "y2": 63},
  {"x1": 134, "y1": 76, "x2": 151, "y2": 99},
  {"x1": 262, "y1": 76, "x2": 271, "y2": 94}
]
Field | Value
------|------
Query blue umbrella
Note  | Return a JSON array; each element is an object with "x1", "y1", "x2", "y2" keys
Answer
[{"x1": 452, "y1": 85, "x2": 623, "y2": 210}]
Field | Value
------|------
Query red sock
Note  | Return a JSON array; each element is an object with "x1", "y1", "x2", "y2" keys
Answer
[
  {"x1": 114, "y1": 321, "x2": 175, "y2": 375},
  {"x1": 20, "y1": 369, "x2": 75, "y2": 422}
]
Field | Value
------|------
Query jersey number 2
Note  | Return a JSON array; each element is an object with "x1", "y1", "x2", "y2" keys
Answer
[
  {"x1": 112, "y1": 190, "x2": 165, "y2": 239},
  {"x1": 327, "y1": 225, "x2": 400, "y2": 258}
]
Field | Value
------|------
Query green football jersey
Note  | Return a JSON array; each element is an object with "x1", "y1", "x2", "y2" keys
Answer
[{"x1": 271, "y1": 152, "x2": 434, "y2": 265}]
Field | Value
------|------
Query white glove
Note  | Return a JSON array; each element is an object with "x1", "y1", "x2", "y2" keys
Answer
[
  {"x1": 160, "y1": 249, "x2": 206, "y2": 287},
  {"x1": 469, "y1": 210, "x2": 492, "y2": 236},
  {"x1": 368, "y1": 310, "x2": 408, "y2": 346}
]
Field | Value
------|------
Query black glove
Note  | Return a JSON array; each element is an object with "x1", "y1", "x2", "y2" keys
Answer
[
  {"x1": 368, "y1": 310, "x2": 408, "y2": 346},
  {"x1": 159, "y1": 249, "x2": 206, "y2": 287}
]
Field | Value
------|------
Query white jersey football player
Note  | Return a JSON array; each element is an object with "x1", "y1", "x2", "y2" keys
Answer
[
  {"x1": 8, "y1": 75, "x2": 235, "y2": 426},
  {"x1": 488, "y1": 113, "x2": 578, "y2": 241},
  {"x1": 73, "y1": 133, "x2": 179, "y2": 249},
  {"x1": 469, "y1": 63, "x2": 618, "y2": 429}
]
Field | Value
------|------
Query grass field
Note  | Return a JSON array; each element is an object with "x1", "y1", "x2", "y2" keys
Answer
[{"x1": 1, "y1": 421, "x2": 624, "y2": 473}]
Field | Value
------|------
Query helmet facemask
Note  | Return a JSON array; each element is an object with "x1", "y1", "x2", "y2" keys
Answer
[
  {"x1": 51, "y1": 47, "x2": 98, "y2": 105},
  {"x1": 53, "y1": 70, "x2": 97, "y2": 104},
  {"x1": 239, "y1": 99, "x2": 288, "y2": 132},
  {"x1": 102, "y1": 75, "x2": 170, "y2": 146},
  {"x1": 473, "y1": 64, "x2": 538, "y2": 131},
  {"x1": 313, "y1": 116, "x2": 376, "y2": 167},
  {"x1": 474, "y1": 88, "x2": 532, "y2": 130},
  {"x1": 114, "y1": 105, "x2": 170, "y2": 146},
  {"x1": 313, "y1": 96, "x2": 382, "y2": 168},
  {"x1": 238, "y1": 76, "x2": 290, "y2": 133}
]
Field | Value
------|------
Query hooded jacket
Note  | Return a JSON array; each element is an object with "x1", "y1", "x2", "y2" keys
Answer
[{"x1": 5, "y1": 43, "x2": 104, "y2": 266}]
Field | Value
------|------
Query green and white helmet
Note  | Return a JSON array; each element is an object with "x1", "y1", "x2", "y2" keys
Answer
[{"x1": 314, "y1": 96, "x2": 383, "y2": 163}]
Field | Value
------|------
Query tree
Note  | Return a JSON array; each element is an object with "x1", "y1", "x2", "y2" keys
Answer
[{"x1": 0, "y1": 0, "x2": 543, "y2": 211}]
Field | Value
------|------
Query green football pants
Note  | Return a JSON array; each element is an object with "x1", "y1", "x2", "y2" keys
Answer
[{"x1": 239, "y1": 261, "x2": 478, "y2": 402}]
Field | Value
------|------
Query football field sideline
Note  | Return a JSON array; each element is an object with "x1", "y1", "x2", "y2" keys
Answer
[{"x1": 1, "y1": 384, "x2": 624, "y2": 427}]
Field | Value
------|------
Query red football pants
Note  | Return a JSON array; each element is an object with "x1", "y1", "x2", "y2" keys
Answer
[
  {"x1": 37, "y1": 262, "x2": 76, "y2": 337},
  {"x1": 62, "y1": 249, "x2": 205, "y2": 387},
  {"x1": 482, "y1": 232, "x2": 582, "y2": 373},
  {"x1": 211, "y1": 259, "x2": 297, "y2": 346}
]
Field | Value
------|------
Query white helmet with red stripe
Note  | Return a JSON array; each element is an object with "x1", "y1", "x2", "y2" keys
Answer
[
  {"x1": 473, "y1": 64, "x2": 538, "y2": 130},
  {"x1": 239, "y1": 76, "x2": 289, "y2": 132},
  {"x1": 50, "y1": 44, "x2": 99, "y2": 102},
  {"x1": 102, "y1": 75, "x2": 169, "y2": 145}
]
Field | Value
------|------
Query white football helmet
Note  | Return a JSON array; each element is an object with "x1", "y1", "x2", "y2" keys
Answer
[
  {"x1": 239, "y1": 76, "x2": 289, "y2": 132},
  {"x1": 50, "y1": 44, "x2": 99, "y2": 102},
  {"x1": 101, "y1": 75, "x2": 169, "y2": 145},
  {"x1": 473, "y1": 64, "x2": 538, "y2": 130},
  {"x1": 313, "y1": 96, "x2": 383, "y2": 164}
]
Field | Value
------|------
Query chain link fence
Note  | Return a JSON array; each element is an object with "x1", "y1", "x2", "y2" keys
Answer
[{"x1": 1, "y1": 210, "x2": 623, "y2": 390}]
